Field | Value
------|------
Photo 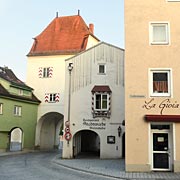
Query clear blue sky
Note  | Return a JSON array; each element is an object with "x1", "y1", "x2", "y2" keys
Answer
[{"x1": 0, "y1": 0, "x2": 124, "y2": 81}]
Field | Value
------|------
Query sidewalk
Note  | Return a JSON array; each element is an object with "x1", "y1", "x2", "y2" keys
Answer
[{"x1": 53, "y1": 153, "x2": 180, "y2": 180}]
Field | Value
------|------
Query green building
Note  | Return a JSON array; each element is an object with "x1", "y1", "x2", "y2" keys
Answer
[{"x1": 0, "y1": 66, "x2": 40, "y2": 152}]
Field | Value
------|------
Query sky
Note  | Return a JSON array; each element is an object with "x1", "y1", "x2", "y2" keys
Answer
[{"x1": 0, "y1": 0, "x2": 124, "y2": 81}]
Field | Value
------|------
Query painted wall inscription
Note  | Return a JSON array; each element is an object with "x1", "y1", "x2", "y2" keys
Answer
[
  {"x1": 83, "y1": 118, "x2": 106, "y2": 130},
  {"x1": 142, "y1": 98, "x2": 180, "y2": 115}
]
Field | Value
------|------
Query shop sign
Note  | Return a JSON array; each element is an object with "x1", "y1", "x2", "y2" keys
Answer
[
  {"x1": 83, "y1": 118, "x2": 106, "y2": 130},
  {"x1": 142, "y1": 98, "x2": 180, "y2": 115}
]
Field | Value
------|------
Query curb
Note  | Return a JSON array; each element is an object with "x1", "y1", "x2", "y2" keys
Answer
[
  {"x1": 52, "y1": 159, "x2": 124, "y2": 180},
  {"x1": 52, "y1": 154, "x2": 127, "y2": 180}
]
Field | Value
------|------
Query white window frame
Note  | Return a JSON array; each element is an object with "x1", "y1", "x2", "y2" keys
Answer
[
  {"x1": 167, "y1": 0, "x2": 180, "y2": 2},
  {"x1": 149, "y1": 22, "x2": 170, "y2": 45},
  {"x1": 98, "y1": 64, "x2": 106, "y2": 75},
  {"x1": 0, "y1": 103, "x2": 3, "y2": 114},
  {"x1": 19, "y1": 89, "x2": 23, "y2": 96},
  {"x1": 14, "y1": 106, "x2": 22, "y2": 116},
  {"x1": 149, "y1": 69, "x2": 172, "y2": 97},
  {"x1": 94, "y1": 93, "x2": 109, "y2": 111}
]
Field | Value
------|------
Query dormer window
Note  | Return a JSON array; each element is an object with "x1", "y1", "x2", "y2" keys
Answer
[
  {"x1": 19, "y1": 89, "x2": 23, "y2": 96},
  {"x1": 0, "y1": 103, "x2": 3, "y2": 114}
]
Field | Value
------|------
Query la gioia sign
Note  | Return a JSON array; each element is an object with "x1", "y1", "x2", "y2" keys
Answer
[{"x1": 142, "y1": 98, "x2": 180, "y2": 115}]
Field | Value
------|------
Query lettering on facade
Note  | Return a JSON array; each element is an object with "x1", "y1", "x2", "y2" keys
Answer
[
  {"x1": 83, "y1": 118, "x2": 106, "y2": 130},
  {"x1": 142, "y1": 98, "x2": 180, "y2": 115},
  {"x1": 130, "y1": 95, "x2": 146, "y2": 98}
]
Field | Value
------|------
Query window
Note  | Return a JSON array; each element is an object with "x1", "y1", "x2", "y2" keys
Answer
[
  {"x1": 39, "y1": 67, "x2": 53, "y2": 78},
  {"x1": 49, "y1": 93, "x2": 56, "y2": 102},
  {"x1": 14, "y1": 106, "x2": 22, "y2": 116},
  {"x1": 91, "y1": 85, "x2": 111, "y2": 118},
  {"x1": 45, "y1": 93, "x2": 60, "y2": 103},
  {"x1": 19, "y1": 89, "x2": 23, "y2": 96},
  {"x1": 150, "y1": 70, "x2": 171, "y2": 97},
  {"x1": 150, "y1": 23, "x2": 169, "y2": 45},
  {"x1": 0, "y1": 103, "x2": 3, "y2": 114},
  {"x1": 95, "y1": 94, "x2": 108, "y2": 110},
  {"x1": 43, "y1": 67, "x2": 50, "y2": 78},
  {"x1": 98, "y1": 64, "x2": 106, "y2": 74}
]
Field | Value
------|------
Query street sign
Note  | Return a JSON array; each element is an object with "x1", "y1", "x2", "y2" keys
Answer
[{"x1": 64, "y1": 132, "x2": 72, "y2": 141}]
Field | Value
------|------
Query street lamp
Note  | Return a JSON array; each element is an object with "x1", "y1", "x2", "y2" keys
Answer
[
  {"x1": 65, "y1": 63, "x2": 73, "y2": 144},
  {"x1": 68, "y1": 63, "x2": 73, "y2": 120},
  {"x1": 68, "y1": 63, "x2": 73, "y2": 72}
]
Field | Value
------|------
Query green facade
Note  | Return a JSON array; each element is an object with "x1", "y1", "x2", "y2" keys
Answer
[
  {"x1": 0, "y1": 67, "x2": 40, "y2": 151},
  {"x1": 0, "y1": 96, "x2": 39, "y2": 151}
]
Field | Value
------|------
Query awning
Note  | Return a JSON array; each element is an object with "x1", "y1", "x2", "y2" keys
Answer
[
  {"x1": 145, "y1": 115, "x2": 180, "y2": 122},
  {"x1": 91, "y1": 85, "x2": 111, "y2": 93}
]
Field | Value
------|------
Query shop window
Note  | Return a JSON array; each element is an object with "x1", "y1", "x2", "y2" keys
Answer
[
  {"x1": 150, "y1": 69, "x2": 171, "y2": 97},
  {"x1": 14, "y1": 106, "x2": 22, "y2": 116},
  {"x1": 0, "y1": 103, "x2": 3, "y2": 114},
  {"x1": 91, "y1": 85, "x2": 111, "y2": 118},
  {"x1": 150, "y1": 23, "x2": 169, "y2": 45}
]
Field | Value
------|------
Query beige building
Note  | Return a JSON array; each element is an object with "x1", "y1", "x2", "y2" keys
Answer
[{"x1": 125, "y1": 0, "x2": 180, "y2": 172}]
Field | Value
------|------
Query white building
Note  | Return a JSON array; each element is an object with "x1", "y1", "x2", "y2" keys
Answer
[
  {"x1": 26, "y1": 14, "x2": 99, "y2": 149},
  {"x1": 63, "y1": 42, "x2": 125, "y2": 159}
]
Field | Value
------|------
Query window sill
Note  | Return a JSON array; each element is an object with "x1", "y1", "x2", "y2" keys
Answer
[{"x1": 150, "y1": 42, "x2": 169, "y2": 45}]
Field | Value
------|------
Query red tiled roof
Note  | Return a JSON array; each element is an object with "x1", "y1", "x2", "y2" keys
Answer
[
  {"x1": 28, "y1": 15, "x2": 99, "y2": 56},
  {"x1": 91, "y1": 85, "x2": 112, "y2": 93}
]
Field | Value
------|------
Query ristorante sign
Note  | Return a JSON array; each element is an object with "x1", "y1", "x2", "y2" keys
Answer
[
  {"x1": 83, "y1": 118, "x2": 106, "y2": 130},
  {"x1": 142, "y1": 98, "x2": 180, "y2": 115}
]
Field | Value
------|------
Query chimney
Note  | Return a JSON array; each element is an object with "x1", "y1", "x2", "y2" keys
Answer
[{"x1": 89, "y1": 23, "x2": 94, "y2": 34}]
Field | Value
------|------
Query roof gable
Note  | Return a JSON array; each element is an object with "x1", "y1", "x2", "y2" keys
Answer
[
  {"x1": 0, "y1": 67, "x2": 32, "y2": 90},
  {"x1": 28, "y1": 15, "x2": 99, "y2": 56}
]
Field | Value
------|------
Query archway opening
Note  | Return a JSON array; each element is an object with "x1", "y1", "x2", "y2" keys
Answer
[
  {"x1": 9, "y1": 127, "x2": 23, "y2": 151},
  {"x1": 38, "y1": 112, "x2": 63, "y2": 150},
  {"x1": 73, "y1": 130, "x2": 100, "y2": 158}
]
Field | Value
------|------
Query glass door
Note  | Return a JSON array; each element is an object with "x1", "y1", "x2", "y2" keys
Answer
[{"x1": 152, "y1": 132, "x2": 171, "y2": 171}]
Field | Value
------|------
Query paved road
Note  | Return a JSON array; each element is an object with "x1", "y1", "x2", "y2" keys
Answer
[{"x1": 0, "y1": 151, "x2": 121, "y2": 180}]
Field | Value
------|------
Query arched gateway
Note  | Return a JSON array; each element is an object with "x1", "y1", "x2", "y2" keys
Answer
[
  {"x1": 73, "y1": 130, "x2": 100, "y2": 158},
  {"x1": 36, "y1": 112, "x2": 63, "y2": 150},
  {"x1": 9, "y1": 127, "x2": 23, "y2": 151}
]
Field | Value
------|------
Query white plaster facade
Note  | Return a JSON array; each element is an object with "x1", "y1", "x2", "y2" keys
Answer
[
  {"x1": 26, "y1": 36, "x2": 99, "y2": 149},
  {"x1": 63, "y1": 42, "x2": 125, "y2": 159}
]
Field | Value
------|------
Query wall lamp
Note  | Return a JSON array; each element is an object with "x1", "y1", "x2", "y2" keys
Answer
[{"x1": 118, "y1": 126, "x2": 122, "y2": 137}]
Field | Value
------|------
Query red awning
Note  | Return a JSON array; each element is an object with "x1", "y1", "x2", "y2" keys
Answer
[
  {"x1": 91, "y1": 85, "x2": 111, "y2": 93},
  {"x1": 145, "y1": 115, "x2": 180, "y2": 122}
]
